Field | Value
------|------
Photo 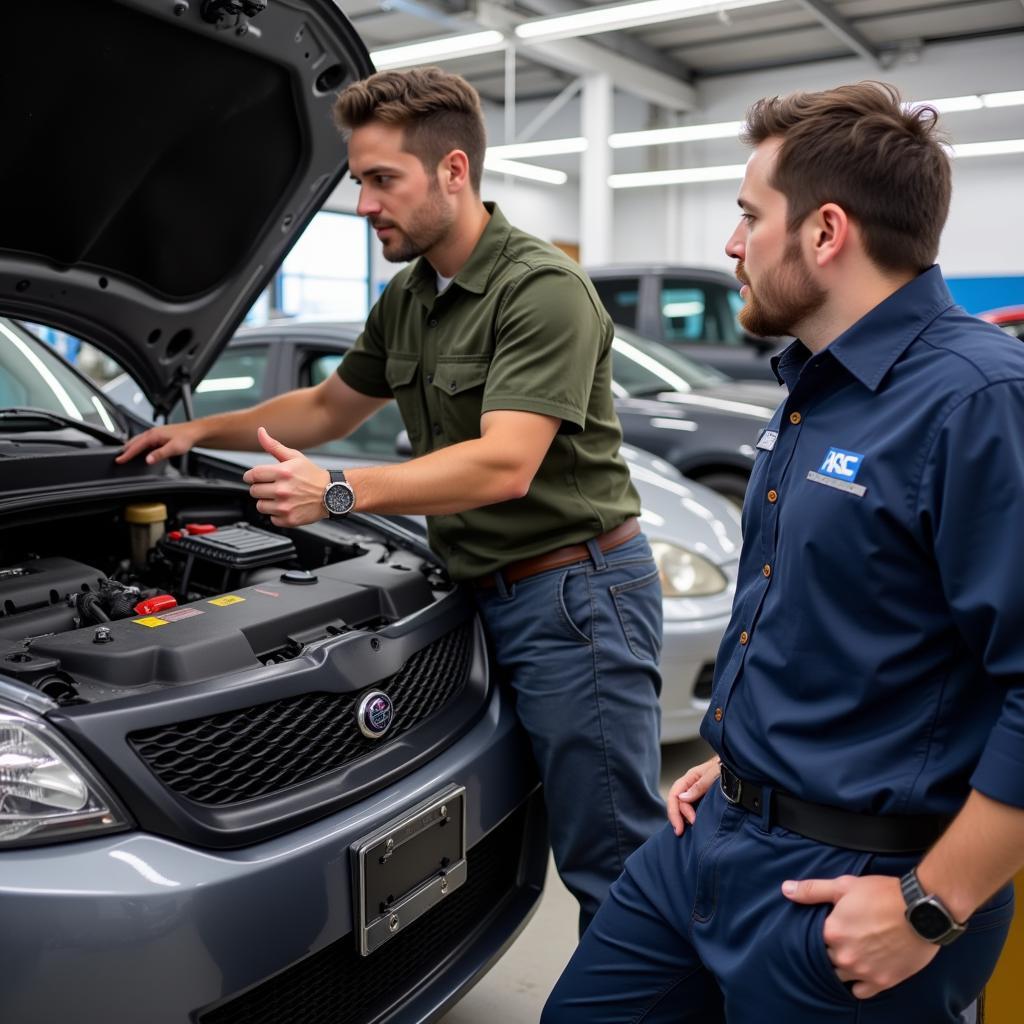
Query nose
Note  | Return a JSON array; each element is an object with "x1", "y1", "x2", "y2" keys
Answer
[
  {"x1": 356, "y1": 187, "x2": 380, "y2": 219},
  {"x1": 725, "y1": 222, "x2": 745, "y2": 262}
]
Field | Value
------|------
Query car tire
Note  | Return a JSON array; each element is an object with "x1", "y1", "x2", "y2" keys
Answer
[{"x1": 695, "y1": 471, "x2": 749, "y2": 510}]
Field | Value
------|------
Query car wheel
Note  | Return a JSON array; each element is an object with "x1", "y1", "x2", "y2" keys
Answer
[{"x1": 695, "y1": 471, "x2": 748, "y2": 511}]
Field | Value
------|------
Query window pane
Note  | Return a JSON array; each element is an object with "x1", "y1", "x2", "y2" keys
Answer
[
  {"x1": 171, "y1": 347, "x2": 269, "y2": 421},
  {"x1": 312, "y1": 403, "x2": 406, "y2": 460},
  {"x1": 592, "y1": 278, "x2": 639, "y2": 329},
  {"x1": 660, "y1": 282, "x2": 715, "y2": 343}
]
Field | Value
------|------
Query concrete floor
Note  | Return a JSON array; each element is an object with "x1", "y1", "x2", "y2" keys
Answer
[{"x1": 439, "y1": 737, "x2": 713, "y2": 1024}]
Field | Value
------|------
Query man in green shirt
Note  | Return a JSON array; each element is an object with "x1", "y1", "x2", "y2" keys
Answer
[{"x1": 117, "y1": 66, "x2": 665, "y2": 932}]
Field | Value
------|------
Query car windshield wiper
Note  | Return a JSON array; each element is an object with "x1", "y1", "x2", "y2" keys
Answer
[{"x1": 0, "y1": 407, "x2": 124, "y2": 445}]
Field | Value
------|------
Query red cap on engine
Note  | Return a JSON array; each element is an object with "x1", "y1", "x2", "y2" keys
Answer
[
  {"x1": 185, "y1": 523, "x2": 218, "y2": 535},
  {"x1": 134, "y1": 595, "x2": 178, "y2": 616}
]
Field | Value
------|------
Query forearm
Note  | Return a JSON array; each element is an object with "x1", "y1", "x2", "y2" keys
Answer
[
  {"x1": 346, "y1": 438, "x2": 531, "y2": 516},
  {"x1": 193, "y1": 388, "x2": 343, "y2": 452},
  {"x1": 916, "y1": 790, "x2": 1024, "y2": 922}
]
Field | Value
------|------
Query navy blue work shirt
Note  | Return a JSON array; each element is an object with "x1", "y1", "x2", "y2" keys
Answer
[{"x1": 702, "y1": 266, "x2": 1024, "y2": 816}]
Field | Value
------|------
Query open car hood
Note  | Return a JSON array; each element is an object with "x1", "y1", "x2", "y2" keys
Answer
[{"x1": 0, "y1": 0, "x2": 372, "y2": 415}]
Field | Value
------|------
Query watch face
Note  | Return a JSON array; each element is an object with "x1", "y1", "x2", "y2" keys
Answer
[
  {"x1": 908, "y1": 900, "x2": 953, "y2": 940},
  {"x1": 324, "y1": 482, "x2": 355, "y2": 516}
]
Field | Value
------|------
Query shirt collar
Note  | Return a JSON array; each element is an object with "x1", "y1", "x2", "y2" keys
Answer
[
  {"x1": 771, "y1": 265, "x2": 955, "y2": 392},
  {"x1": 402, "y1": 202, "x2": 510, "y2": 300}
]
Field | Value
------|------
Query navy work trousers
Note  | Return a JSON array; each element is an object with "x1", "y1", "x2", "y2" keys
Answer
[
  {"x1": 543, "y1": 783, "x2": 1014, "y2": 1022},
  {"x1": 474, "y1": 533, "x2": 665, "y2": 934}
]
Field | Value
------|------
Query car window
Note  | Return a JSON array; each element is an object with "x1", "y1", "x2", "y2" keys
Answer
[
  {"x1": 660, "y1": 279, "x2": 742, "y2": 345},
  {"x1": 304, "y1": 352, "x2": 405, "y2": 460},
  {"x1": 591, "y1": 277, "x2": 640, "y2": 329},
  {"x1": 1, "y1": 319, "x2": 123, "y2": 434},
  {"x1": 611, "y1": 326, "x2": 730, "y2": 396},
  {"x1": 170, "y1": 346, "x2": 269, "y2": 422}
]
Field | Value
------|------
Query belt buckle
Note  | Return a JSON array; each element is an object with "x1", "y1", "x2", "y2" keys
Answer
[{"x1": 719, "y1": 764, "x2": 742, "y2": 805}]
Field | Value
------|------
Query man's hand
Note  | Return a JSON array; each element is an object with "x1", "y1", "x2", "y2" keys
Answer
[
  {"x1": 782, "y1": 874, "x2": 939, "y2": 998},
  {"x1": 115, "y1": 420, "x2": 204, "y2": 466},
  {"x1": 242, "y1": 427, "x2": 331, "y2": 528},
  {"x1": 667, "y1": 755, "x2": 721, "y2": 836}
]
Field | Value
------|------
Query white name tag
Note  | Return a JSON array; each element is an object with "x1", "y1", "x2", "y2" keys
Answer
[{"x1": 756, "y1": 430, "x2": 778, "y2": 452}]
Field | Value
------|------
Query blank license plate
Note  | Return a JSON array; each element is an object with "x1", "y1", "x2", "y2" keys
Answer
[{"x1": 350, "y1": 784, "x2": 467, "y2": 956}]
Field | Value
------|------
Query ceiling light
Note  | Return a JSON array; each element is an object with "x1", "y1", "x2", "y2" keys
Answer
[
  {"x1": 487, "y1": 137, "x2": 588, "y2": 159},
  {"x1": 609, "y1": 164, "x2": 746, "y2": 188},
  {"x1": 912, "y1": 94, "x2": 984, "y2": 113},
  {"x1": 949, "y1": 139, "x2": 1024, "y2": 158},
  {"x1": 610, "y1": 120, "x2": 744, "y2": 149},
  {"x1": 981, "y1": 90, "x2": 1024, "y2": 108},
  {"x1": 484, "y1": 157, "x2": 568, "y2": 185},
  {"x1": 371, "y1": 30, "x2": 505, "y2": 69},
  {"x1": 514, "y1": 0, "x2": 783, "y2": 43}
]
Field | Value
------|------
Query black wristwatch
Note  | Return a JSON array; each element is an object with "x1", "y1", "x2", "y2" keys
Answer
[
  {"x1": 322, "y1": 469, "x2": 356, "y2": 518},
  {"x1": 900, "y1": 868, "x2": 965, "y2": 946}
]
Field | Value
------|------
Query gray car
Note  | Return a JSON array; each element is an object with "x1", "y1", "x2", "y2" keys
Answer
[{"x1": 0, "y1": 4, "x2": 549, "y2": 1022}]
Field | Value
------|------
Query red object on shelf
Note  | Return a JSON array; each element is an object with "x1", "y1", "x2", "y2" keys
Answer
[
  {"x1": 134, "y1": 594, "x2": 178, "y2": 616},
  {"x1": 167, "y1": 530, "x2": 183, "y2": 540},
  {"x1": 185, "y1": 523, "x2": 218, "y2": 535}
]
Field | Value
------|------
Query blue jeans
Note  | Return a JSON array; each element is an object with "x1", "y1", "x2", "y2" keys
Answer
[
  {"x1": 543, "y1": 783, "x2": 1014, "y2": 1022},
  {"x1": 474, "y1": 533, "x2": 665, "y2": 934}
]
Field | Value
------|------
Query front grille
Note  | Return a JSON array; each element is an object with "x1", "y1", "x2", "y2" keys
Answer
[
  {"x1": 693, "y1": 661, "x2": 716, "y2": 701},
  {"x1": 198, "y1": 805, "x2": 527, "y2": 1024},
  {"x1": 130, "y1": 624, "x2": 473, "y2": 806}
]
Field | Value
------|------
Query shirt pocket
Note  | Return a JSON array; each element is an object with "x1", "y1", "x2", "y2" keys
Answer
[
  {"x1": 431, "y1": 355, "x2": 491, "y2": 439},
  {"x1": 384, "y1": 356, "x2": 423, "y2": 448}
]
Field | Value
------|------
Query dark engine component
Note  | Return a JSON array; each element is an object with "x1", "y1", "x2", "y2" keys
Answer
[
  {"x1": 158, "y1": 522, "x2": 298, "y2": 598},
  {"x1": 0, "y1": 557, "x2": 107, "y2": 642}
]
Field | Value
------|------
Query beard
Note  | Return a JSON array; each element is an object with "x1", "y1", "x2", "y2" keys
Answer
[
  {"x1": 373, "y1": 181, "x2": 455, "y2": 264},
  {"x1": 737, "y1": 237, "x2": 826, "y2": 338}
]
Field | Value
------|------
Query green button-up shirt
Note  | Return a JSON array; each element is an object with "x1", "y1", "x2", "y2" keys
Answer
[{"x1": 338, "y1": 203, "x2": 640, "y2": 581}]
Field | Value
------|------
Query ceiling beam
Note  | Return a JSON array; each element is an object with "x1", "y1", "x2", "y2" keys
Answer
[{"x1": 791, "y1": 0, "x2": 884, "y2": 67}]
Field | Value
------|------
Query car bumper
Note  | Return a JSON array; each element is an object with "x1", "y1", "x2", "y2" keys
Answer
[{"x1": 0, "y1": 684, "x2": 545, "y2": 1024}]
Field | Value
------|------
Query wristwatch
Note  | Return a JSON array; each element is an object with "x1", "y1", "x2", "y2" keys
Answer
[
  {"x1": 900, "y1": 868, "x2": 966, "y2": 946},
  {"x1": 322, "y1": 469, "x2": 356, "y2": 518}
]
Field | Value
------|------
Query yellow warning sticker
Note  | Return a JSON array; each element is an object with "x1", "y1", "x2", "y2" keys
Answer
[
  {"x1": 134, "y1": 616, "x2": 169, "y2": 628},
  {"x1": 208, "y1": 595, "x2": 246, "y2": 607}
]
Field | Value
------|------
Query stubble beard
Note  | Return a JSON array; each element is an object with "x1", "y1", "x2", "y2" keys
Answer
[
  {"x1": 738, "y1": 237, "x2": 827, "y2": 338},
  {"x1": 377, "y1": 181, "x2": 456, "y2": 264}
]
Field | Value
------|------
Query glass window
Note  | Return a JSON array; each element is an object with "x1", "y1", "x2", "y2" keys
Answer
[
  {"x1": 304, "y1": 353, "x2": 405, "y2": 460},
  {"x1": 278, "y1": 212, "x2": 370, "y2": 321},
  {"x1": 170, "y1": 347, "x2": 269, "y2": 422},
  {"x1": 611, "y1": 326, "x2": 729, "y2": 397},
  {"x1": 591, "y1": 277, "x2": 640, "y2": 329},
  {"x1": 660, "y1": 280, "x2": 723, "y2": 344}
]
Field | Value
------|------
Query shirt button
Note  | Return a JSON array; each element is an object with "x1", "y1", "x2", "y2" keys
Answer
[
  {"x1": 767, "y1": 489, "x2": 778, "y2": 504},
  {"x1": 762, "y1": 564, "x2": 772, "y2": 578},
  {"x1": 428, "y1": 318, "x2": 438, "y2": 328},
  {"x1": 449, "y1": 381, "x2": 457, "y2": 391},
  {"x1": 433, "y1": 422, "x2": 442, "y2": 436},
  {"x1": 739, "y1": 630, "x2": 749, "y2": 645},
  {"x1": 789, "y1": 411, "x2": 802, "y2": 425},
  {"x1": 426, "y1": 373, "x2": 434, "y2": 384},
  {"x1": 714, "y1": 707, "x2": 723, "y2": 722}
]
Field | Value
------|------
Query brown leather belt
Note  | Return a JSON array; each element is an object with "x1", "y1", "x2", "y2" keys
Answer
[{"x1": 473, "y1": 517, "x2": 642, "y2": 589}]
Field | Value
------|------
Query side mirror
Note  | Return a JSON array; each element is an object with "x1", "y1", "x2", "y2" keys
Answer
[{"x1": 395, "y1": 430, "x2": 413, "y2": 456}]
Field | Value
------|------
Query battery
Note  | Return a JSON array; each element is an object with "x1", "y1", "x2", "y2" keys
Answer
[{"x1": 159, "y1": 523, "x2": 296, "y2": 569}]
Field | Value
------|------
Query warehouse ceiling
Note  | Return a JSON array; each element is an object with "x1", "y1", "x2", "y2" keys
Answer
[{"x1": 344, "y1": 0, "x2": 1024, "y2": 105}]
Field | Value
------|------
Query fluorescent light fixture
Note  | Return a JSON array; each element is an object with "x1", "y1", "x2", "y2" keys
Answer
[
  {"x1": 609, "y1": 163, "x2": 746, "y2": 188},
  {"x1": 610, "y1": 120, "x2": 744, "y2": 149},
  {"x1": 913, "y1": 94, "x2": 984, "y2": 113},
  {"x1": 980, "y1": 90, "x2": 1024, "y2": 108},
  {"x1": 196, "y1": 376, "x2": 257, "y2": 394},
  {"x1": 487, "y1": 137, "x2": 588, "y2": 160},
  {"x1": 949, "y1": 139, "x2": 1024, "y2": 158},
  {"x1": 484, "y1": 157, "x2": 568, "y2": 185},
  {"x1": 371, "y1": 30, "x2": 505, "y2": 69},
  {"x1": 515, "y1": 0, "x2": 783, "y2": 42}
]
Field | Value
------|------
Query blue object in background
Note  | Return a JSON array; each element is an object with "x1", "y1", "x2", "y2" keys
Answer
[
  {"x1": 945, "y1": 275, "x2": 1024, "y2": 315},
  {"x1": 26, "y1": 323, "x2": 81, "y2": 363}
]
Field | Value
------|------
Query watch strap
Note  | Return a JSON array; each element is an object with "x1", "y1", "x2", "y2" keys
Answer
[{"x1": 329, "y1": 469, "x2": 348, "y2": 485}]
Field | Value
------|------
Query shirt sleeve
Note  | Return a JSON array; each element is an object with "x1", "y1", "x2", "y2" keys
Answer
[
  {"x1": 337, "y1": 297, "x2": 392, "y2": 398},
  {"x1": 482, "y1": 266, "x2": 608, "y2": 434},
  {"x1": 918, "y1": 380, "x2": 1024, "y2": 808}
]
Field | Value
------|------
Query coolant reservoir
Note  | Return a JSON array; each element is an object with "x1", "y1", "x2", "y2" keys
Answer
[{"x1": 125, "y1": 502, "x2": 167, "y2": 568}]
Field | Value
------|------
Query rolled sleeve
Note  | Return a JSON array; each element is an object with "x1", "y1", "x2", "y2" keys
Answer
[
  {"x1": 920, "y1": 380, "x2": 1024, "y2": 807},
  {"x1": 482, "y1": 266, "x2": 607, "y2": 434}
]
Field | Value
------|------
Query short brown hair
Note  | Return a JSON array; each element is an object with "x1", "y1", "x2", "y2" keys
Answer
[
  {"x1": 741, "y1": 82, "x2": 951, "y2": 273},
  {"x1": 333, "y1": 67, "x2": 486, "y2": 193}
]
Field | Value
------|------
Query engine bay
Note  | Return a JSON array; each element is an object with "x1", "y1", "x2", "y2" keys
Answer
[{"x1": 0, "y1": 487, "x2": 450, "y2": 706}]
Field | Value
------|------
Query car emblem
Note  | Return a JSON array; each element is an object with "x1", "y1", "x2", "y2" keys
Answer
[{"x1": 357, "y1": 690, "x2": 394, "y2": 740}]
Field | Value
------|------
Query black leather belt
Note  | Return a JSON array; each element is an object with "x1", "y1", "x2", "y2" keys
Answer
[{"x1": 719, "y1": 763, "x2": 952, "y2": 854}]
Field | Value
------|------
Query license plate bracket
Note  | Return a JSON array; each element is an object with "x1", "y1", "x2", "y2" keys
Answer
[{"x1": 350, "y1": 784, "x2": 467, "y2": 956}]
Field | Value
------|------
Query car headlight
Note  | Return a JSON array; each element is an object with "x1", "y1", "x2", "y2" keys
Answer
[
  {"x1": 0, "y1": 704, "x2": 131, "y2": 847},
  {"x1": 649, "y1": 541, "x2": 728, "y2": 598}
]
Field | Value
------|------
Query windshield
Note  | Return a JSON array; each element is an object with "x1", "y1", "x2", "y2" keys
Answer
[
  {"x1": 611, "y1": 325, "x2": 730, "y2": 397},
  {"x1": 0, "y1": 319, "x2": 123, "y2": 435}
]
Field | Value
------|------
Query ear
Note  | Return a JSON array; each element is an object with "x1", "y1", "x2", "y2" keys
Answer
[
  {"x1": 807, "y1": 202, "x2": 849, "y2": 268},
  {"x1": 440, "y1": 149, "x2": 471, "y2": 194}
]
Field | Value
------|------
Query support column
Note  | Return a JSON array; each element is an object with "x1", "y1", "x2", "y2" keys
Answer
[{"x1": 580, "y1": 72, "x2": 612, "y2": 267}]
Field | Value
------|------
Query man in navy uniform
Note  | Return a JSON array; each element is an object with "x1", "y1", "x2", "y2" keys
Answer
[{"x1": 544, "y1": 81, "x2": 1023, "y2": 1023}]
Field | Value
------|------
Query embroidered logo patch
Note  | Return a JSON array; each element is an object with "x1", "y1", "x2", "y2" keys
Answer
[{"x1": 818, "y1": 447, "x2": 864, "y2": 482}]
